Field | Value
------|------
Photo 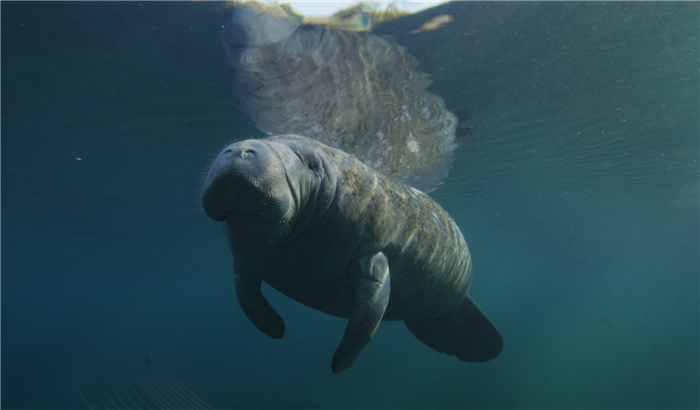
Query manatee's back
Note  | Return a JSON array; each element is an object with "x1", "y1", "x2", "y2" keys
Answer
[
  {"x1": 309, "y1": 135, "x2": 472, "y2": 320},
  {"x1": 221, "y1": 4, "x2": 457, "y2": 193},
  {"x1": 368, "y1": 176, "x2": 473, "y2": 320}
]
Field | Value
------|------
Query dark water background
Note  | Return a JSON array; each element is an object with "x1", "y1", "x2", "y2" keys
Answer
[{"x1": 2, "y1": 2, "x2": 698, "y2": 409}]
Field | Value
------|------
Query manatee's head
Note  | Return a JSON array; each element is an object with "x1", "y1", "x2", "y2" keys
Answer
[{"x1": 202, "y1": 136, "x2": 336, "y2": 246}]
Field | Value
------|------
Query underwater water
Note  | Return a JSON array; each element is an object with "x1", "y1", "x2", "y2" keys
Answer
[{"x1": 2, "y1": 1, "x2": 698, "y2": 409}]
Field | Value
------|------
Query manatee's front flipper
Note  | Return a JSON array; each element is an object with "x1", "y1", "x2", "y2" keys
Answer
[
  {"x1": 405, "y1": 295, "x2": 503, "y2": 362},
  {"x1": 234, "y1": 272, "x2": 285, "y2": 339},
  {"x1": 331, "y1": 253, "x2": 390, "y2": 374}
]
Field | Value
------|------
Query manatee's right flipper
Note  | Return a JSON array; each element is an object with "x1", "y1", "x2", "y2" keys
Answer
[
  {"x1": 405, "y1": 295, "x2": 503, "y2": 362},
  {"x1": 234, "y1": 271, "x2": 285, "y2": 339},
  {"x1": 331, "y1": 252, "x2": 391, "y2": 374}
]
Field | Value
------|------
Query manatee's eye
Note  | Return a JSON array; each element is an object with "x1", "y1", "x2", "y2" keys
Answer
[
  {"x1": 305, "y1": 156, "x2": 321, "y2": 173},
  {"x1": 297, "y1": 151, "x2": 321, "y2": 173}
]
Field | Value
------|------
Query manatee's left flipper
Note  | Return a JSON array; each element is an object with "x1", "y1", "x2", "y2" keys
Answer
[
  {"x1": 405, "y1": 295, "x2": 503, "y2": 362},
  {"x1": 234, "y1": 271, "x2": 285, "y2": 340},
  {"x1": 331, "y1": 252, "x2": 391, "y2": 374}
]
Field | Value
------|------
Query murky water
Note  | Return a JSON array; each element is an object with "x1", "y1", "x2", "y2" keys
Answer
[{"x1": 2, "y1": 2, "x2": 697, "y2": 409}]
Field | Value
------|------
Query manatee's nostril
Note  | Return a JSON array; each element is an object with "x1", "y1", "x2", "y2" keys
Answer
[{"x1": 241, "y1": 148, "x2": 256, "y2": 159}]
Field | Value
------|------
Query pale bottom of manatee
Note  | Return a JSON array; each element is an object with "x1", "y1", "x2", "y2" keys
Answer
[{"x1": 201, "y1": 135, "x2": 503, "y2": 372}]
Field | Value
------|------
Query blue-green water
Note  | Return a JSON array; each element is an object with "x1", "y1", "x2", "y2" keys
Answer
[{"x1": 2, "y1": 2, "x2": 698, "y2": 409}]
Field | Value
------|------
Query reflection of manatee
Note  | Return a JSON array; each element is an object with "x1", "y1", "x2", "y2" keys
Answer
[{"x1": 221, "y1": 4, "x2": 458, "y2": 192}]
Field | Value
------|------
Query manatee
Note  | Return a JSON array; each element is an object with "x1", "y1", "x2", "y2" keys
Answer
[
  {"x1": 221, "y1": 3, "x2": 458, "y2": 192},
  {"x1": 202, "y1": 134, "x2": 503, "y2": 373}
]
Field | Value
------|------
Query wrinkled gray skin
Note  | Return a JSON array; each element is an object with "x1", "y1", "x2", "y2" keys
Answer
[
  {"x1": 202, "y1": 135, "x2": 472, "y2": 373},
  {"x1": 221, "y1": 4, "x2": 458, "y2": 192}
]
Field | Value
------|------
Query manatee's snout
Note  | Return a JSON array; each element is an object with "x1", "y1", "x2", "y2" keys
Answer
[{"x1": 202, "y1": 140, "x2": 295, "y2": 235}]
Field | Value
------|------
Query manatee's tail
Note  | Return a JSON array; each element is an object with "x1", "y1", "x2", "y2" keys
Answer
[{"x1": 405, "y1": 295, "x2": 503, "y2": 362}]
